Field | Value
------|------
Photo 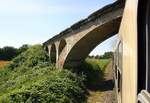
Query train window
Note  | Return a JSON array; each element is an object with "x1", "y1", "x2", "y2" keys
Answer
[
  {"x1": 138, "y1": 0, "x2": 150, "y2": 94},
  {"x1": 138, "y1": 0, "x2": 147, "y2": 93},
  {"x1": 146, "y1": 0, "x2": 150, "y2": 92}
]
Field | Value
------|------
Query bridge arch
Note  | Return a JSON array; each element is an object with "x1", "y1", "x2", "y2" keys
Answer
[
  {"x1": 59, "y1": 39, "x2": 67, "y2": 56},
  {"x1": 50, "y1": 44, "x2": 57, "y2": 63},
  {"x1": 43, "y1": 1, "x2": 123, "y2": 69},
  {"x1": 64, "y1": 18, "x2": 121, "y2": 68}
]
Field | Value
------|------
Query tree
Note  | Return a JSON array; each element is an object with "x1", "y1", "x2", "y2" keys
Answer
[
  {"x1": 18, "y1": 44, "x2": 29, "y2": 54},
  {"x1": 103, "y1": 52, "x2": 113, "y2": 59},
  {"x1": 95, "y1": 55, "x2": 100, "y2": 59},
  {"x1": 0, "y1": 46, "x2": 18, "y2": 60},
  {"x1": 0, "y1": 44, "x2": 30, "y2": 61}
]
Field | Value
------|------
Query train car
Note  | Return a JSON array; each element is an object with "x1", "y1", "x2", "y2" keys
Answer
[{"x1": 113, "y1": 0, "x2": 150, "y2": 102}]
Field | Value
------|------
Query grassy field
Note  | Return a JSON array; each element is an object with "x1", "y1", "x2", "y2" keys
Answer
[
  {"x1": 78, "y1": 58, "x2": 111, "y2": 88},
  {"x1": 86, "y1": 58, "x2": 110, "y2": 71},
  {"x1": 0, "y1": 61, "x2": 9, "y2": 69}
]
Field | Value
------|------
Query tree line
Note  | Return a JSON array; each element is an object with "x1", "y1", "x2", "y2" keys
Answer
[
  {"x1": 0, "y1": 45, "x2": 29, "y2": 61},
  {"x1": 88, "y1": 52, "x2": 113, "y2": 59},
  {"x1": 0, "y1": 44, "x2": 113, "y2": 61}
]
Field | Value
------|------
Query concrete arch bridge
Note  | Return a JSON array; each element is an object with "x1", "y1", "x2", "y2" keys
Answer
[{"x1": 43, "y1": 1, "x2": 124, "y2": 69}]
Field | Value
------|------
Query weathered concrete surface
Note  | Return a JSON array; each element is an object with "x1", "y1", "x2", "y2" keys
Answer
[{"x1": 43, "y1": 1, "x2": 124, "y2": 68}]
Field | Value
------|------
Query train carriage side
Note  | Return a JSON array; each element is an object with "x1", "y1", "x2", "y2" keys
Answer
[{"x1": 114, "y1": 0, "x2": 150, "y2": 102}]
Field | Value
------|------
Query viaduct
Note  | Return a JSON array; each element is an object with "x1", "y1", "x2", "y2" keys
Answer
[{"x1": 43, "y1": 0, "x2": 124, "y2": 69}]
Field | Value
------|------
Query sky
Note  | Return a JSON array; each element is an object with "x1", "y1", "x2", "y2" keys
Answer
[{"x1": 0, "y1": 0, "x2": 117, "y2": 55}]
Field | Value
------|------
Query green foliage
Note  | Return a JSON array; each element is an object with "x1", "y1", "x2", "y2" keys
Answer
[
  {"x1": 102, "y1": 52, "x2": 113, "y2": 59},
  {"x1": 18, "y1": 44, "x2": 29, "y2": 54},
  {"x1": 0, "y1": 44, "x2": 29, "y2": 61},
  {"x1": 11, "y1": 45, "x2": 49, "y2": 68},
  {"x1": 97, "y1": 59, "x2": 110, "y2": 70},
  {"x1": 0, "y1": 46, "x2": 18, "y2": 60},
  {"x1": 77, "y1": 58, "x2": 110, "y2": 88},
  {"x1": 0, "y1": 45, "x2": 86, "y2": 103}
]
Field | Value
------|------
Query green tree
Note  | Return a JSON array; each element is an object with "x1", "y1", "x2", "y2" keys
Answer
[
  {"x1": 0, "y1": 46, "x2": 18, "y2": 60},
  {"x1": 18, "y1": 44, "x2": 29, "y2": 54},
  {"x1": 103, "y1": 52, "x2": 113, "y2": 59},
  {"x1": 0, "y1": 44, "x2": 29, "y2": 61}
]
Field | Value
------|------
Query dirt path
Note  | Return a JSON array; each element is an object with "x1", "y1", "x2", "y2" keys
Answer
[{"x1": 87, "y1": 61, "x2": 117, "y2": 103}]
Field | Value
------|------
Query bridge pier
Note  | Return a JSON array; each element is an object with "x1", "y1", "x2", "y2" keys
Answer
[{"x1": 55, "y1": 42, "x2": 60, "y2": 68}]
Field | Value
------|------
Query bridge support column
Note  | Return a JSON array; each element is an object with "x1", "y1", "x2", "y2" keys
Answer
[
  {"x1": 55, "y1": 42, "x2": 60, "y2": 68},
  {"x1": 47, "y1": 45, "x2": 51, "y2": 62},
  {"x1": 47, "y1": 45, "x2": 51, "y2": 57}
]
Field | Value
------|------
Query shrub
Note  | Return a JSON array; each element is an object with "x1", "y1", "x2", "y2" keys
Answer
[{"x1": 0, "y1": 45, "x2": 86, "y2": 103}]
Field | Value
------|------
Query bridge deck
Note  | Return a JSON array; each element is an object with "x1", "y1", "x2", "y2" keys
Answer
[{"x1": 43, "y1": 1, "x2": 124, "y2": 46}]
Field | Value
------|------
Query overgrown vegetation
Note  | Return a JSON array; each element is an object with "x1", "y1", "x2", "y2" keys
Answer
[
  {"x1": 77, "y1": 58, "x2": 110, "y2": 88},
  {"x1": 0, "y1": 45, "x2": 86, "y2": 103}
]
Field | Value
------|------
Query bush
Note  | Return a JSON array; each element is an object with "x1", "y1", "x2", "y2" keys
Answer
[{"x1": 0, "y1": 45, "x2": 86, "y2": 103}]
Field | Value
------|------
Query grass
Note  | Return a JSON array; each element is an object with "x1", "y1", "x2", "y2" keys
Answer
[
  {"x1": 77, "y1": 58, "x2": 110, "y2": 88},
  {"x1": 85, "y1": 58, "x2": 111, "y2": 75},
  {"x1": 0, "y1": 61, "x2": 10, "y2": 69},
  {"x1": 86, "y1": 58, "x2": 113, "y2": 103},
  {"x1": 86, "y1": 58, "x2": 110, "y2": 71}
]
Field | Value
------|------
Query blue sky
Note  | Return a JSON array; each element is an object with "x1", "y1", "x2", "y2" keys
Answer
[{"x1": 0, "y1": 0, "x2": 117, "y2": 55}]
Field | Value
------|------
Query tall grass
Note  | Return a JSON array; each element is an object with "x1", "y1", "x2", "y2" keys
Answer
[
  {"x1": 77, "y1": 58, "x2": 110, "y2": 88},
  {"x1": 86, "y1": 58, "x2": 110, "y2": 71}
]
